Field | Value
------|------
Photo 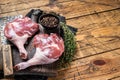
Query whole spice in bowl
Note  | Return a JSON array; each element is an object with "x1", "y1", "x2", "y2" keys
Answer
[
  {"x1": 40, "y1": 16, "x2": 58, "y2": 28},
  {"x1": 39, "y1": 14, "x2": 60, "y2": 35}
]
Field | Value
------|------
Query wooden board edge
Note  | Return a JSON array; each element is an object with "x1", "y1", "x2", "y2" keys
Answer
[{"x1": 2, "y1": 45, "x2": 13, "y2": 78}]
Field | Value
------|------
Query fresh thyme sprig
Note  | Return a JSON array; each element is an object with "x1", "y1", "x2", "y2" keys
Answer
[{"x1": 57, "y1": 22, "x2": 77, "y2": 68}]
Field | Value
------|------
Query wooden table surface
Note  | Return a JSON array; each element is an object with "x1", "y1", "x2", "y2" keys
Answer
[{"x1": 0, "y1": 0, "x2": 120, "y2": 80}]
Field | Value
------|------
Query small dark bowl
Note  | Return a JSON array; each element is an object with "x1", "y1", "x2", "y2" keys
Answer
[
  {"x1": 39, "y1": 14, "x2": 60, "y2": 30},
  {"x1": 38, "y1": 13, "x2": 60, "y2": 35}
]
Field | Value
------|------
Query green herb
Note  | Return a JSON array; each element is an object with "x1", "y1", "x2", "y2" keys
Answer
[{"x1": 57, "y1": 22, "x2": 77, "y2": 68}]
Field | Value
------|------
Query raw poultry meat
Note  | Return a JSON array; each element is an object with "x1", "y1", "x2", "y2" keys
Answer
[
  {"x1": 14, "y1": 33, "x2": 64, "y2": 70},
  {"x1": 4, "y1": 17, "x2": 39, "y2": 59}
]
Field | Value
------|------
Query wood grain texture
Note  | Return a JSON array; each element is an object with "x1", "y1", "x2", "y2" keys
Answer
[
  {"x1": 0, "y1": 0, "x2": 120, "y2": 79},
  {"x1": 67, "y1": 9, "x2": 120, "y2": 60},
  {"x1": 0, "y1": 0, "x2": 120, "y2": 19},
  {"x1": 110, "y1": 76, "x2": 120, "y2": 80},
  {"x1": 48, "y1": 2, "x2": 120, "y2": 80},
  {"x1": 48, "y1": 49, "x2": 120, "y2": 80},
  {"x1": 2, "y1": 45, "x2": 13, "y2": 77}
]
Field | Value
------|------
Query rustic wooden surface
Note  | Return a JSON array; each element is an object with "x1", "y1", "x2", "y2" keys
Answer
[{"x1": 0, "y1": 0, "x2": 120, "y2": 80}]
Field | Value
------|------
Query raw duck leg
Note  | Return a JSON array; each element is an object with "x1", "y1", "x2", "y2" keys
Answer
[
  {"x1": 14, "y1": 33, "x2": 64, "y2": 70},
  {"x1": 4, "y1": 17, "x2": 39, "y2": 59}
]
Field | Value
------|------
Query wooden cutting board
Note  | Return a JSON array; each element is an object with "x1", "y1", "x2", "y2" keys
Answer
[{"x1": 0, "y1": 15, "x2": 57, "y2": 78}]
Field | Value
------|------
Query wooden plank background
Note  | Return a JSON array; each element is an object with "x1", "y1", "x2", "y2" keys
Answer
[{"x1": 0, "y1": 0, "x2": 120, "y2": 79}]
